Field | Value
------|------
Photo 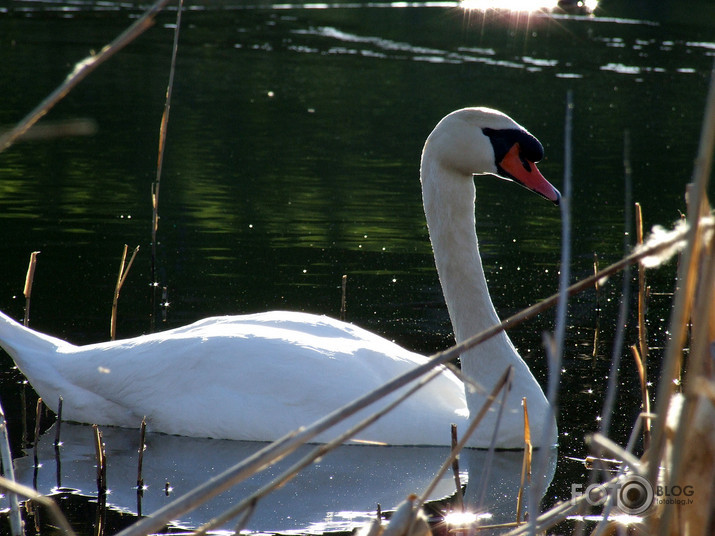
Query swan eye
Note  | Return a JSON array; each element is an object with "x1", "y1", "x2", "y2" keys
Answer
[{"x1": 518, "y1": 153, "x2": 532, "y2": 172}]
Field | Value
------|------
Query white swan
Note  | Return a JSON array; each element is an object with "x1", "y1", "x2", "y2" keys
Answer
[{"x1": 0, "y1": 108, "x2": 560, "y2": 449}]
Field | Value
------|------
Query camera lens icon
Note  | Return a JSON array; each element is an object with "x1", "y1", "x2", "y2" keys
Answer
[{"x1": 616, "y1": 475, "x2": 654, "y2": 515}]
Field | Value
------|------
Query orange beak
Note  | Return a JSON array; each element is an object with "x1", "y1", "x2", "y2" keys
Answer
[{"x1": 498, "y1": 144, "x2": 561, "y2": 205}]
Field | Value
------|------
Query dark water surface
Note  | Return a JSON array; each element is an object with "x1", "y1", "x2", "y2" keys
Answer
[{"x1": 0, "y1": 0, "x2": 713, "y2": 533}]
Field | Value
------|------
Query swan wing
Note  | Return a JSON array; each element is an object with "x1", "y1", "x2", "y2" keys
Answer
[{"x1": 28, "y1": 312, "x2": 467, "y2": 444}]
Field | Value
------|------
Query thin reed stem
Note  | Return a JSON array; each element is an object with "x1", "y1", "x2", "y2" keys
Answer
[
  {"x1": 33, "y1": 398, "x2": 43, "y2": 466},
  {"x1": 450, "y1": 423, "x2": 464, "y2": 511},
  {"x1": 340, "y1": 274, "x2": 348, "y2": 321},
  {"x1": 630, "y1": 345, "x2": 651, "y2": 450},
  {"x1": 92, "y1": 425, "x2": 106, "y2": 495},
  {"x1": 0, "y1": 476, "x2": 76, "y2": 536},
  {"x1": 596, "y1": 130, "x2": 633, "y2": 443},
  {"x1": 23, "y1": 250, "x2": 40, "y2": 327},
  {"x1": 0, "y1": 0, "x2": 172, "y2": 154},
  {"x1": 151, "y1": 0, "x2": 184, "y2": 313},
  {"x1": 418, "y1": 367, "x2": 513, "y2": 511},
  {"x1": 111, "y1": 244, "x2": 140, "y2": 340},
  {"x1": 635, "y1": 202, "x2": 649, "y2": 365},
  {"x1": 647, "y1": 62, "x2": 715, "y2": 511},
  {"x1": 515, "y1": 398, "x2": 532, "y2": 525},
  {"x1": 54, "y1": 396, "x2": 63, "y2": 448},
  {"x1": 528, "y1": 89, "x2": 573, "y2": 535},
  {"x1": 137, "y1": 417, "x2": 147, "y2": 492},
  {"x1": 0, "y1": 402, "x2": 23, "y2": 536}
]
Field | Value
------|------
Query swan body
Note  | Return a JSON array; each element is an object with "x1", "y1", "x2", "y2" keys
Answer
[{"x1": 0, "y1": 108, "x2": 560, "y2": 448}]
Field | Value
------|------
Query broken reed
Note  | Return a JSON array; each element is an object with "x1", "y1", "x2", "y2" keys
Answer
[
  {"x1": 0, "y1": 0, "x2": 173, "y2": 155},
  {"x1": 92, "y1": 425, "x2": 107, "y2": 495},
  {"x1": 23, "y1": 251, "x2": 40, "y2": 327},
  {"x1": 340, "y1": 274, "x2": 348, "y2": 321},
  {"x1": 450, "y1": 424, "x2": 463, "y2": 511},
  {"x1": 151, "y1": 0, "x2": 184, "y2": 328},
  {"x1": 137, "y1": 417, "x2": 147, "y2": 492},
  {"x1": 111, "y1": 244, "x2": 139, "y2": 340}
]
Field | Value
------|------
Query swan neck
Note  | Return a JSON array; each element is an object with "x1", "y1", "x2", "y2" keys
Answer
[{"x1": 420, "y1": 159, "x2": 502, "y2": 343}]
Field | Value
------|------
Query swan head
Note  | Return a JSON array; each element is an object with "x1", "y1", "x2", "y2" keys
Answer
[{"x1": 423, "y1": 107, "x2": 561, "y2": 204}]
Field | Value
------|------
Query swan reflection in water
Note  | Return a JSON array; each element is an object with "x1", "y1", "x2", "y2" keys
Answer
[{"x1": 12, "y1": 423, "x2": 556, "y2": 532}]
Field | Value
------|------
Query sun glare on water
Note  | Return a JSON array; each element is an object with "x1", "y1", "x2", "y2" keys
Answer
[
  {"x1": 461, "y1": 0, "x2": 598, "y2": 12},
  {"x1": 444, "y1": 511, "x2": 492, "y2": 526}
]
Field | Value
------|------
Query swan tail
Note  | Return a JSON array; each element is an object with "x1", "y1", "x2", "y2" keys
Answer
[{"x1": 0, "y1": 310, "x2": 70, "y2": 374}]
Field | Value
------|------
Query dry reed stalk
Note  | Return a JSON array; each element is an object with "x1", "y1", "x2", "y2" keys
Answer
[
  {"x1": 0, "y1": 118, "x2": 97, "y2": 143},
  {"x1": 595, "y1": 130, "x2": 633, "y2": 447},
  {"x1": 54, "y1": 396, "x2": 63, "y2": 449},
  {"x1": 0, "y1": 0, "x2": 173, "y2": 155},
  {"x1": 33, "y1": 398, "x2": 42, "y2": 466},
  {"x1": 635, "y1": 202, "x2": 649, "y2": 364},
  {"x1": 0, "y1": 476, "x2": 76, "y2": 536},
  {"x1": 646, "y1": 64, "x2": 715, "y2": 518},
  {"x1": 631, "y1": 345, "x2": 651, "y2": 450},
  {"x1": 515, "y1": 398, "x2": 532, "y2": 525},
  {"x1": 505, "y1": 474, "x2": 625, "y2": 536},
  {"x1": 232, "y1": 497, "x2": 258, "y2": 535},
  {"x1": 23, "y1": 250, "x2": 40, "y2": 327},
  {"x1": 568, "y1": 131, "x2": 637, "y2": 536},
  {"x1": 340, "y1": 274, "x2": 348, "y2": 321},
  {"x1": 648, "y1": 212, "x2": 715, "y2": 536},
  {"x1": 111, "y1": 244, "x2": 140, "y2": 340},
  {"x1": 416, "y1": 367, "x2": 513, "y2": 513},
  {"x1": 0, "y1": 402, "x2": 23, "y2": 536},
  {"x1": 137, "y1": 417, "x2": 147, "y2": 493},
  {"x1": 450, "y1": 423, "x2": 464, "y2": 511},
  {"x1": 151, "y1": 0, "x2": 184, "y2": 302},
  {"x1": 92, "y1": 425, "x2": 106, "y2": 495}
]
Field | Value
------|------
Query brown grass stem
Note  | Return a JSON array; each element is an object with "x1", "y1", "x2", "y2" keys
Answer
[
  {"x1": 450, "y1": 423, "x2": 464, "y2": 511},
  {"x1": 646, "y1": 63, "x2": 715, "y2": 512},
  {"x1": 151, "y1": 0, "x2": 184, "y2": 288},
  {"x1": 340, "y1": 274, "x2": 348, "y2": 321},
  {"x1": 92, "y1": 425, "x2": 106, "y2": 495},
  {"x1": 652, "y1": 224, "x2": 715, "y2": 536},
  {"x1": 0, "y1": 0, "x2": 172, "y2": 154},
  {"x1": 505, "y1": 475, "x2": 621, "y2": 535},
  {"x1": 33, "y1": 398, "x2": 42, "y2": 467},
  {"x1": 54, "y1": 396, "x2": 63, "y2": 449},
  {"x1": 0, "y1": 118, "x2": 97, "y2": 143},
  {"x1": 111, "y1": 244, "x2": 140, "y2": 340},
  {"x1": 635, "y1": 202, "x2": 649, "y2": 366},
  {"x1": 417, "y1": 367, "x2": 513, "y2": 512},
  {"x1": 0, "y1": 402, "x2": 23, "y2": 536},
  {"x1": 630, "y1": 345, "x2": 651, "y2": 450},
  {"x1": 137, "y1": 417, "x2": 147, "y2": 492},
  {"x1": 23, "y1": 250, "x2": 40, "y2": 327},
  {"x1": 0, "y1": 476, "x2": 76, "y2": 536},
  {"x1": 515, "y1": 398, "x2": 532, "y2": 525}
]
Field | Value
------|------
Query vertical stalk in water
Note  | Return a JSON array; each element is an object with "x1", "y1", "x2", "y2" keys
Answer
[
  {"x1": 151, "y1": 0, "x2": 184, "y2": 328},
  {"x1": 23, "y1": 250, "x2": 40, "y2": 327},
  {"x1": 111, "y1": 244, "x2": 140, "y2": 340},
  {"x1": 0, "y1": 401, "x2": 23, "y2": 536}
]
